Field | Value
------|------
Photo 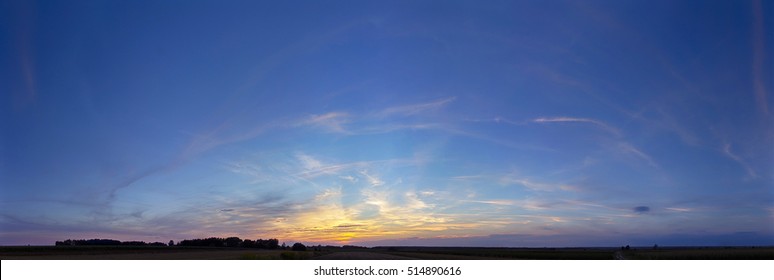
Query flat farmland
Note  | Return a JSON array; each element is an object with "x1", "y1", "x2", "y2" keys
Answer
[
  {"x1": 0, "y1": 246, "x2": 322, "y2": 260},
  {"x1": 2, "y1": 246, "x2": 772, "y2": 260},
  {"x1": 620, "y1": 247, "x2": 774, "y2": 260}
]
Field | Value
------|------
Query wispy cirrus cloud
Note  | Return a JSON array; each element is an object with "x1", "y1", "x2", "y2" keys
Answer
[
  {"x1": 532, "y1": 116, "x2": 621, "y2": 136},
  {"x1": 360, "y1": 170, "x2": 385, "y2": 187},
  {"x1": 298, "y1": 112, "x2": 351, "y2": 133},
  {"x1": 665, "y1": 207, "x2": 692, "y2": 212},
  {"x1": 654, "y1": 109, "x2": 701, "y2": 146},
  {"x1": 179, "y1": 118, "x2": 276, "y2": 163},
  {"x1": 293, "y1": 153, "x2": 370, "y2": 179},
  {"x1": 617, "y1": 142, "x2": 658, "y2": 167},
  {"x1": 294, "y1": 97, "x2": 457, "y2": 135},
  {"x1": 375, "y1": 97, "x2": 457, "y2": 118},
  {"x1": 500, "y1": 175, "x2": 579, "y2": 192},
  {"x1": 450, "y1": 175, "x2": 484, "y2": 180},
  {"x1": 339, "y1": 175, "x2": 358, "y2": 183},
  {"x1": 722, "y1": 143, "x2": 758, "y2": 179},
  {"x1": 224, "y1": 151, "x2": 427, "y2": 192}
]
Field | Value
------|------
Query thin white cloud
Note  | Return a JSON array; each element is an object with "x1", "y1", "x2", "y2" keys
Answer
[
  {"x1": 468, "y1": 200, "x2": 518, "y2": 206},
  {"x1": 293, "y1": 153, "x2": 363, "y2": 179},
  {"x1": 722, "y1": 143, "x2": 758, "y2": 178},
  {"x1": 532, "y1": 116, "x2": 621, "y2": 136},
  {"x1": 360, "y1": 170, "x2": 385, "y2": 187},
  {"x1": 297, "y1": 163, "x2": 349, "y2": 179},
  {"x1": 224, "y1": 161, "x2": 266, "y2": 183},
  {"x1": 296, "y1": 97, "x2": 456, "y2": 136},
  {"x1": 655, "y1": 109, "x2": 701, "y2": 146},
  {"x1": 179, "y1": 120, "x2": 275, "y2": 163},
  {"x1": 376, "y1": 97, "x2": 456, "y2": 118},
  {"x1": 617, "y1": 142, "x2": 658, "y2": 167},
  {"x1": 405, "y1": 192, "x2": 431, "y2": 210},
  {"x1": 296, "y1": 153, "x2": 324, "y2": 171},
  {"x1": 419, "y1": 191, "x2": 435, "y2": 196},
  {"x1": 500, "y1": 175, "x2": 578, "y2": 192},
  {"x1": 493, "y1": 117, "x2": 526, "y2": 125},
  {"x1": 665, "y1": 207, "x2": 692, "y2": 212},
  {"x1": 314, "y1": 187, "x2": 342, "y2": 201},
  {"x1": 451, "y1": 175, "x2": 484, "y2": 180},
  {"x1": 357, "y1": 123, "x2": 444, "y2": 134},
  {"x1": 463, "y1": 199, "x2": 552, "y2": 211},
  {"x1": 299, "y1": 112, "x2": 350, "y2": 133},
  {"x1": 340, "y1": 175, "x2": 358, "y2": 183}
]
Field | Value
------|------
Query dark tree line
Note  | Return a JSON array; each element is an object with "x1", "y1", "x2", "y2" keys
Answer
[
  {"x1": 55, "y1": 237, "x2": 288, "y2": 250},
  {"x1": 175, "y1": 237, "x2": 280, "y2": 249},
  {"x1": 55, "y1": 239, "x2": 166, "y2": 246}
]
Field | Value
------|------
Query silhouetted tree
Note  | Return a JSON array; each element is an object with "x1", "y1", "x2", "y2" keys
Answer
[
  {"x1": 266, "y1": 238, "x2": 279, "y2": 249},
  {"x1": 292, "y1": 243, "x2": 307, "y2": 251},
  {"x1": 225, "y1": 237, "x2": 242, "y2": 247},
  {"x1": 58, "y1": 236, "x2": 283, "y2": 248}
]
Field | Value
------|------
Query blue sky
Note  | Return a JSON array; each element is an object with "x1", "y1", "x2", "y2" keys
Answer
[{"x1": 1, "y1": 0, "x2": 772, "y2": 246}]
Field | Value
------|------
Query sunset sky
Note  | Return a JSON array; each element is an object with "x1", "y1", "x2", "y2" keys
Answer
[{"x1": 2, "y1": 0, "x2": 772, "y2": 246}]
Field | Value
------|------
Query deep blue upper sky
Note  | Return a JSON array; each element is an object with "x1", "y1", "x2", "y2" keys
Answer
[{"x1": 1, "y1": 0, "x2": 772, "y2": 246}]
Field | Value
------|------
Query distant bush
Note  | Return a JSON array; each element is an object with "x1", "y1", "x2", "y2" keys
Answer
[{"x1": 292, "y1": 243, "x2": 307, "y2": 251}]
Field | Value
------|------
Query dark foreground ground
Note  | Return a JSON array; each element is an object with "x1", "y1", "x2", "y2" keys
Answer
[{"x1": 1, "y1": 246, "x2": 773, "y2": 260}]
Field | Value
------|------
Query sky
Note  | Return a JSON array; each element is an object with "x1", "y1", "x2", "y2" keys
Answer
[{"x1": 1, "y1": 0, "x2": 773, "y2": 247}]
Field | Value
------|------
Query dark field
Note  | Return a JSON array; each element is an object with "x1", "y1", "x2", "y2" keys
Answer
[
  {"x1": 371, "y1": 247, "x2": 617, "y2": 260},
  {"x1": 337, "y1": 246, "x2": 774, "y2": 260},
  {"x1": 2, "y1": 246, "x2": 772, "y2": 260},
  {"x1": 619, "y1": 247, "x2": 774, "y2": 260},
  {"x1": 0, "y1": 246, "x2": 322, "y2": 260}
]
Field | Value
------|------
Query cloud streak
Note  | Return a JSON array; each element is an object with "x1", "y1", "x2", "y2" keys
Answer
[
  {"x1": 375, "y1": 97, "x2": 456, "y2": 118},
  {"x1": 532, "y1": 117, "x2": 621, "y2": 136},
  {"x1": 722, "y1": 143, "x2": 758, "y2": 178},
  {"x1": 298, "y1": 112, "x2": 351, "y2": 133},
  {"x1": 500, "y1": 175, "x2": 578, "y2": 192},
  {"x1": 617, "y1": 142, "x2": 658, "y2": 167}
]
